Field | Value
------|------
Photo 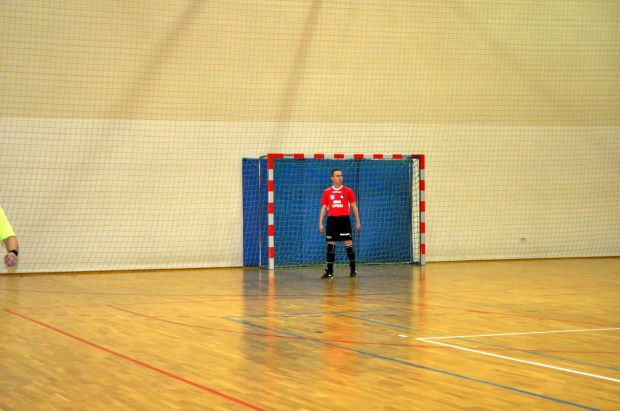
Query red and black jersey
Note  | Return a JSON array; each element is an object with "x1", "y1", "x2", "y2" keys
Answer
[{"x1": 321, "y1": 186, "x2": 356, "y2": 217}]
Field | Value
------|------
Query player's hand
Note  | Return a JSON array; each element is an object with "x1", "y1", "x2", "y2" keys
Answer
[
  {"x1": 355, "y1": 222, "x2": 361, "y2": 232},
  {"x1": 319, "y1": 223, "x2": 324, "y2": 234},
  {"x1": 4, "y1": 252, "x2": 18, "y2": 268}
]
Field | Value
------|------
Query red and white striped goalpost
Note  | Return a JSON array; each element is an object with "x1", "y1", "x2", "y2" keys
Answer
[{"x1": 266, "y1": 153, "x2": 426, "y2": 270}]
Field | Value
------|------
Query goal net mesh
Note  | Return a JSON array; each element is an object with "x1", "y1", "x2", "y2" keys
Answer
[{"x1": 263, "y1": 157, "x2": 420, "y2": 268}]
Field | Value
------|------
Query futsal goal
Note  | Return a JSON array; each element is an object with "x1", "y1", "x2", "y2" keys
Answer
[{"x1": 259, "y1": 154, "x2": 425, "y2": 269}]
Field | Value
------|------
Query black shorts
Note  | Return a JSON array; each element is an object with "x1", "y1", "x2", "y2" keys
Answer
[{"x1": 325, "y1": 216, "x2": 352, "y2": 242}]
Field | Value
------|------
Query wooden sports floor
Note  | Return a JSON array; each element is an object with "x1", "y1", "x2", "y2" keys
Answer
[{"x1": 1, "y1": 258, "x2": 618, "y2": 410}]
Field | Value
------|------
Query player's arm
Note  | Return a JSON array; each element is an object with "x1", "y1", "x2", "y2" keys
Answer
[
  {"x1": 319, "y1": 205, "x2": 327, "y2": 233},
  {"x1": 351, "y1": 202, "x2": 361, "y2": 232},
  {"x1": 3, "y1": 236, "x2": 19, "y2": 267},
  {"x1": 3, "y1": 236, "x2": 18, "y2": 251}
]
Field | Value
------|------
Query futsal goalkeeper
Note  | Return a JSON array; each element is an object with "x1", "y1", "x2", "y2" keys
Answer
[
  {"x1": 319, "y1": 169, "x2": 361, "y2": 279},
  {"x1": 1, "y1": 206, "x2": 19, "y2": 268}
]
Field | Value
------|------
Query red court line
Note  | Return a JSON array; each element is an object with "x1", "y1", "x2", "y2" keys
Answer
[
  {"x1": 3, "y1": 308, "x2": 265, "y2": 411},
  {"x1": 8, "y1": 293, "x2": 357, "y2": 310},
  {"x1": 417, "y1": 283, "x2": 620, "y2": 295},
  {"x1": 352, "y1": 297, "x2": 616, "y2": 328},
  {"x1": 6, "y1": 283, "x2": 618, "y2": 311}
]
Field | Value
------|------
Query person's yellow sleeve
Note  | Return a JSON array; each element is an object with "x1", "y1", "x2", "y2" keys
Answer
[{"x1": 0, "y1": 206, "x2": 16, "y2": 241}]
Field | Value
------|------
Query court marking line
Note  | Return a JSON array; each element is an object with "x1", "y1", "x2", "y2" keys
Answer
[
  {"x1": 5, "y1": 305, "x2": 610, "y2": 409},
  {"x1": 418, "y1": 328, "x2": 620, "y2": 383},
  {"x1": 108, "y1": 305, "x2": 619, "y2": 355},
  {"x1": 3, "y1": 309, "x2": 266, "y2": 411},
  {"x1": 103, "y1": 305, "x2": 616, "y2": 355},
  {"x1": 224, "y1": 318, "x2": 601, "y2": 411},
  {"x1": 422, "y1": 283, "x2": 620, "y2": 295},
  {"x1": 107, "y1": 305, "x2": 429, "y2": 347},
  {"x1": 4, "y1": 282, "x2": 618, "y2": 310},
  {"x1": 335, "y1": 313, "x2": 620, "y2": 369},
  {"x1": 351, "y1": 296, "x2": 616, "y2": 328},
  {"x1": 5, "y1": 280, "x2": 618, "y2": 310},
  {"x1": 3, "y1": 282, "x2": 617, "y2": 297},
  {"x1": 422, "y1": 328, "x2": 620, "y2": 340},
  {"x1": 2, "y1": 293, "x2": 374, "y2": 310},
  {"x1": 226, "y1": 308, "x2": 412, "y2": 318}
]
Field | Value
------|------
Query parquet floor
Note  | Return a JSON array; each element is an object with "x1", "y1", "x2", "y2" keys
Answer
[{"x1": 1, "y1": 258, "x2": 618, "y2": 410}]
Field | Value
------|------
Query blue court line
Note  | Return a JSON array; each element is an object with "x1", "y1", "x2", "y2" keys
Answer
[
  {"x1": 223, "y1": 317, "x2": 600, "y2": 411},
  {"x1": 334, "y1": 313, "x2": 619, "y2": 372}
]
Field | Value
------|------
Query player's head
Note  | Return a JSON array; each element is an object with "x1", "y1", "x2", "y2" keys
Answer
[{"x1": 331, "y1": 169, "x2": 343, "y2": 187}]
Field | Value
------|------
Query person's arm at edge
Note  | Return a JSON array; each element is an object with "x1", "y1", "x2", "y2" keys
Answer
[
  {"x1": 319, "y1": 205, "x2": 327, "y2": 233},
  {"x1": 3, "y1": 236, "x2": 19, "y2": 267},
  {"x1": 3, "y1": 236, "x2": 18, "y2": 252},
  {"x1": 351, "y1": 202, "x2": 361, "y2": 232}
]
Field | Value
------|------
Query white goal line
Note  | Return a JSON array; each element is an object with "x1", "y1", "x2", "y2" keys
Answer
[{"x1": 417, "y1": 327, "x2": 620, "y2": 383}]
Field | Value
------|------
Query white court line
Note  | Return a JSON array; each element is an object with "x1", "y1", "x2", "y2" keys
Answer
[
  {"x1": 417, "y1": 328, "x2": 620, "y2": 383},
  {"x1": 422, "y1": 327, "x2": 620, "y2": 340}
]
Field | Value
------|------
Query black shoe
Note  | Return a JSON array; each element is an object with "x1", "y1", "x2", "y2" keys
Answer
[
  {"x1": 321, "y1": 270, "x2": 333, "y2": 279},
  {"x1": 350, "y1": 270, "x2": 357, "y2": 278}
]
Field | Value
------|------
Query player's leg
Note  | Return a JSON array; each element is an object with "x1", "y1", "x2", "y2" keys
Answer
[
  {"x1": 344, "y1": 240, "x2": 356, "y2": 277},
  {"x1": 322, "y1": 217, "x2": 336, "y2": 278},
  {"x1": 322, "y1": 242, "x2": 336, "y2": 279}
]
